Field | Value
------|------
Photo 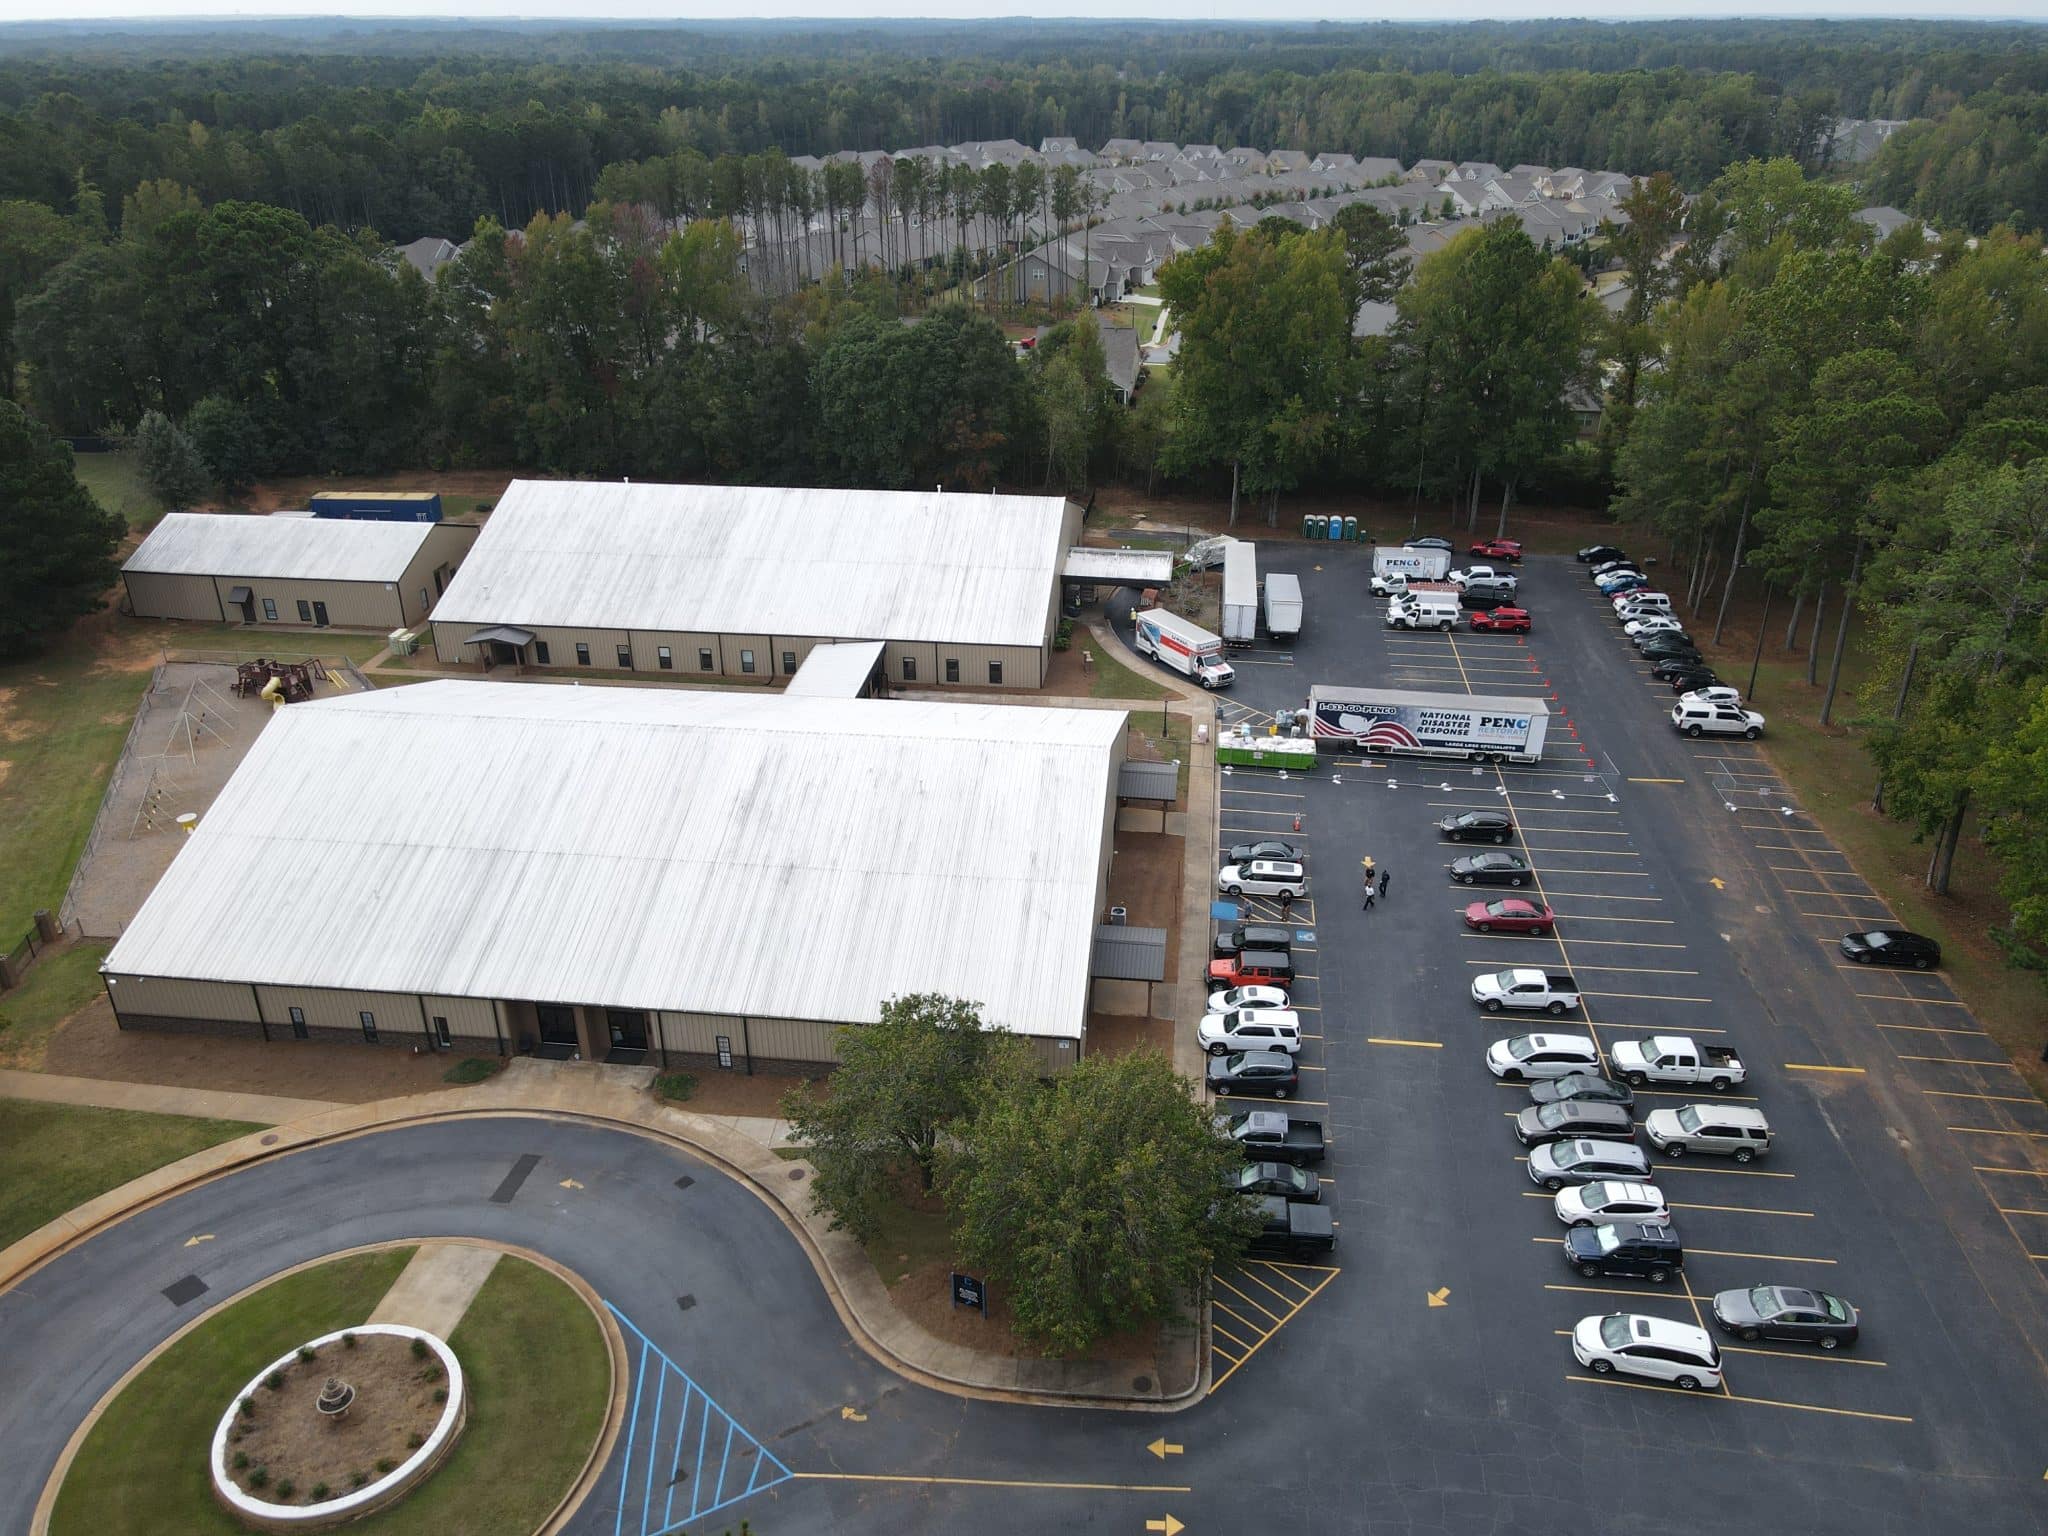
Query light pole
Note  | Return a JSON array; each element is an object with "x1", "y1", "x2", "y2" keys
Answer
[{"x1": 1746, "y1": 583, "x2": 1774, "y2": 701}]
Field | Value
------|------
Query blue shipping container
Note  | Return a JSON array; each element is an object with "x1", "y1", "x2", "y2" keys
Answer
[{"x1": 309, "y1": 492, "x2": 443, "y2": 523}]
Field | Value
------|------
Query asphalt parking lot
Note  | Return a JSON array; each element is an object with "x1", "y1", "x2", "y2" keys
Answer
[{"x1": 1180, "y1": 538, "x2": 2048, "y2": 1531}]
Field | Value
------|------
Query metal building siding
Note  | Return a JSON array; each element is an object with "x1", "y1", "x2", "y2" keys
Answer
[
  {"x1": 254, "y1": 984, "x2": 428, "y2": 1035},
  {"x1": 428, "y1": 481, "x2": 1073, "y2": 648},
  {"x1": 235, "y1": 578, "x2": 404, "y2": 630},
  {"x1": 106, "y1": 683, "x2": 1123, "y2": 1040},
  {"x1": 122, "y1": 571, "x2": 224, "y2": 623},
  {"x1": 929, "y1": 642, "x2": 1037, "y2": 687},
  {"x1": 124, "y1": 512, "x2": 437, "y2": 583},
  {"x1": 106, "y1": 973, "x2": 260, "y2": 1022},
  {"x1": 745, "y1": 1016, "x2": 846, "y2": 1065}
]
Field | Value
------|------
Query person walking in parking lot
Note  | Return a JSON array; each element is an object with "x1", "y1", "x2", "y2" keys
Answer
[{"x1": 1379, "y1": 868, "x2": 1391, "y2": 902}]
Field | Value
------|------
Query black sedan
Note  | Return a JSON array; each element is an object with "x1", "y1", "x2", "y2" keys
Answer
[
  {"x1": 1228, "y1": 1160, "x2": 1322, "y2": 1203},
  {"x1": 1448, "y1": 851, "x2": 1533, "y2": 887},
  {"x1": 1407, "y1": 536, "x2": 1455, "y2": 552},
  {"x1": 1840, "y1": 929, "x2": 1941, "y2": 970},
  {"x1": 1226, "y1": 839, "x2": 1303, "y2": 866},
  {"x1": 1207, "y1": 1050, "x2": 1299, "y2": 1100},
  {"x1": 1656, "y1": 661, "x2": 1722, "y2": 689},
  {"x1": 1637, "y1": 636, "x2": 1703, "y2": 664},
  {"x1": 1438, "y1": 809, "x2": 1515, "y2": 844},
  {"x1": 1710, "y1": 1285, "x2": 1860, "y2": 1350},
  {"x1": 1529, "y1": 1073, "x2": 1636, "y2": 1111},
  {"x1": 1578, "y1": 544, "x2": 1628, "y2": 564}
]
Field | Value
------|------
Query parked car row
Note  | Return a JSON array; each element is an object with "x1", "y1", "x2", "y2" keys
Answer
[{"x1": 1586, "y1": 550, "x2": 1768, "y2": 739}]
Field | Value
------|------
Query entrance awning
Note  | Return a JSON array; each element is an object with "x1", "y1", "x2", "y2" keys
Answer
[
  {"x1": 1063, "y1": 547, "x2": 1174, "y2": 586},
  {"x1": 226, "y1": 585, "x2": 253, "y2": 604},
  {"x1": 464, "y1": 625, "x2": 536, "y2": 648},
  {"x1": 1118, "y1": 760, "x2": 1179, "y2": 804},
  {"x1": 1092, "y1": 924, "x2": 1167, "y2": 982}
]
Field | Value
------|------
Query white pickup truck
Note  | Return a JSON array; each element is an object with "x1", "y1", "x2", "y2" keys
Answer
[
  {"x1": 1611, "y1": 1035, "x2": 1747, "y2": 1092},
  {"x1": 1471, "y1": 969, "x2": 1582, "y2": 1015}
]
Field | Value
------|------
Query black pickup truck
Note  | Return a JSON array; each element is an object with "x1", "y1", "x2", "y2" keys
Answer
[
  {"x1": 1245, "y1": 1196, "x2": 1337, "y2": 1260},
  {"x1": 1213, "y1": 922, "x2": 1295, "y2": 959},
  {"x1": 1217, "y1": 1109, "x2": 1326, "y2": 1166}
]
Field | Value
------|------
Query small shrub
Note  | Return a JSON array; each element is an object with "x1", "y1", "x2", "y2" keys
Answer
[
  {"x1": 265, "y1": 1370, "x2": 285, "y2": 1391},
  {"x1": 433, "y1": 1386, "x2": 447, "y2": 1403},
  {"x1": 248, "y1": 1467, "x2": 269, "y2": 1490},
  {"x1": 443, "y1": 1056, "x2": 499, "y2": 1084},
  {"x1": 297, "y1": 1345, "x2": 316, "y2": 1363},
  {"x1": 311, "y1": 1483, "x2": 329, "y2": 1502},
  {"x1": 376, "y1": 1458, "x2": 396, "y2": 1475},
  {"x1": 232, "y1": 1452, "x2": 249, "y2": 1471},
  {"x1": 351, "y1": 1469, "x2": 369, "y2": 1489},
  {"x1": 341, "y1": 1331, "x2": 357, "y2": 1348},
  {"x1": 424, "y1": 1362, "x2": 443, "y2": 1381},
  {"x1": 275, "y1": 1480, "x2": 295, "y2": 1500},
  {"x1": 410, "y1": 1337, "x2": 429, "y2": 1360},
  {"x1": 653, "y1": 1071, "x2": 698, "y2": 1102},
  {"x1": 406, "y1": 1432, "x2": 425, "y2": 1450},
  {"x1": 239, "y1": 1396, "x2": 255, "y2": 1418}
]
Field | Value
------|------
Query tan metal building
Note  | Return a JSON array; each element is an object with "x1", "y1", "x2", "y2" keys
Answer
[
  {"x1": 428, "y1": 481, "x2": 1082, "y2": 688},
  {"x1": 103, "y1": 681, "x2": 1126, "y2": 1077},
  {"x1": 122, "y1": 513, "x2": 477, "y2": 631}
]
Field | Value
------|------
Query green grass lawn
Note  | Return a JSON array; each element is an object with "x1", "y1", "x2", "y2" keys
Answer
[
  {"x1": 1125, "y1": 712, "x2": 1193, "y2": 802},
  {"x1": 0, "y1": 1098, "x2": 262, "y2": 1248},
  {"x1": 0, "y1": 943, "x2": 111, "y2": 1068},
  {"x1": 49, "y1": 1248, "x2": 610, "y2": 1536},
  {"x1": 1085, "y1": 641, "x2": 1171, "y2": 701},
  {"x1": 70, "y1": 450, "x2": 162, "y2": 531}
]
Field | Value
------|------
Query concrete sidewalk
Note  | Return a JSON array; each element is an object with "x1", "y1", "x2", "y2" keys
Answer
[
  {"x1": 0, "y1": 1057, "x2": 1202, "y2": 1410},
  {"x1": 0, "y1": 1069, "x2": 340, "y2": 1125},
  {"x1": 369, "y1": 1241, "x2": 504, "y2": 1336}
]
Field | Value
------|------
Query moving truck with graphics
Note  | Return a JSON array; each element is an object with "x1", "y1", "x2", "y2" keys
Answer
[
  {"x1": 1133, "y1": 609, "x2": 1235, "y2": 689},
  {"x1": 1303, "y1": 687, "x2": 1550, "y2": 763}
]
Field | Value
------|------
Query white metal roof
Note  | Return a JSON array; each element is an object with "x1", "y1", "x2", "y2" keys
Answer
[
  {"x1": 106, "y1": 681, "x2": 1123, "y2": 1040},
  {"x1": 782, "y1": 640, "x2": 886, "y2": 697},
  {"x1": 1062, "y1": 547, "x2": 1174, "y2": 585},
  {"x1": 124, "y1": 513, "x2": 436, "y2": 583},
  {"x1": 1223, "y1": 539, "x2": 1257, "y2": 609},
  {"x1": 431, "y1": 480, "x2": 1073, "y2": 648}
]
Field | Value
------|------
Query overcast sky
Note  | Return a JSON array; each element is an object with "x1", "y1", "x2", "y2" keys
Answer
[{"x1": 3, "y1": 2, "x2": 2046, "y2": 23}]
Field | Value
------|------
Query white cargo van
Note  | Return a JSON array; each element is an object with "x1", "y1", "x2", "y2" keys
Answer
[{"x1": 1386, "y1": 592, "x2": 1459, "y2": 631}]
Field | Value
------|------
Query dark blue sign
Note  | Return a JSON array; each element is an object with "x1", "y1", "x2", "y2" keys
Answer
[{"x1": 951, "y1": 1272, "x2": 987, "y2": 1315}]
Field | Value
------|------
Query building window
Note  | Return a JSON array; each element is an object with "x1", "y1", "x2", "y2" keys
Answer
[
  {"x1": 534, "y1": 640, "x2": 551, "y2": 665},
  {"x1": 903, "y1": 656, "x2": 917, "y2": 682},
  {"x1": 781, "y1": 651, "x2": 797, "y2": 675},
  {"x1": 433, "y1": 1015, "x2": 451, "y2": 1047},
  {"x1": 945, "y1": 658, "x2": 960, "y2": 683},
  {"x1": 575, "y1": 643, "x2": 592, "y2": 667},
  {"x1": 989, "y1": 661, "x2": 1004, "y2": 684},
  {"x1": 657, "y1": 647, "x2": 673, "y2": 670},
  {"x1": 418, "y1": 587, "x2": 428, "y2": 608},
  {"x1": 288, "y1": 1006, "x2": 307, "y2": 1040},
  {"x1": 261, "y1": 598, "x2": 278, "y2": 621},
  {"x1": 740, "y1": 649, "x2": 756, "y2": 674},
  {"x1": 359, "y1": 1010, "x2": 378, "y2": 1043},
  {"x1": 616, "y1": 644, "x2": 633, "y2": 669},
  {"x1": 698, "y1": 648, "x2": 714, "y2": 671},
  {"x1": 295, "y1": 600, "x2": 310, "y2": 622}
]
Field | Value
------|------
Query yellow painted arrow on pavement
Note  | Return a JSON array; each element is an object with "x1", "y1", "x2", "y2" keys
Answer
[
  {"x1": 184, "y1": 1234, "x2": 215, "y2": 1248},
  {"x1": 559, "y1": 1178, "x2": 584, "y2": 1190},
  {"x1": 1146, "y1": 1518, "x2": 1184, "y2": 1536},
  {"x1": 1147, "y1": 1438, "x2": 1183, "y2": 1460},
  {"x1": 1709, "y1": 877, "x2": 1726, "y2": 890},
  {"x1": 1427, "y1": 1287, "x2": 1451, "y2": 1308},
  {"x1": 840, "y1": 1405, "x2": 867, "y2": 1422}
]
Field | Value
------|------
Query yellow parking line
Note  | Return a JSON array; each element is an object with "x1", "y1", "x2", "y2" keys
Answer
[
  {"x1": 1856, "y1": 993, "x2": 1966, "y2": 1006},
  {"x1": 1367, "y1": 1037, "x2": 1443, "y2": 1048},
  {"x1": 1898, "y1": 1054, "x2": 2018, "y2": 1066},
  {"x1": 1210, "y1": 1320, "x2": 1254, "y2": 1352},
  {"x1": 1586, "y1": 990, "x2": 1714, "y2": 1003},
  {"x1": 1998, "y1": 1207, "x2": 2048, "y2": 1217},
  {"x1": 1950, "y1": 1126, "x2": 2048, "y2": 1139},
  {"x1": 1212, "y1": 1275, "x2": 1285, "y2": 1324},
  {"x1": 1548, "y1": 914, "x2": 1677, "y2": 924},
  {"x1": 1563, "y1": 1374, "x2": 1914, "y2": 1423},
  {"x1": 1227, "y1": 788, "x2": 1307, "y2": 799},
  {"x1": 1873, "y1": 1023, "x2": 1986, "y2": 1035},
  {"x1": 1543, "y1": 892, "x2": 1667, "y2": 903},
  {"x1": 1780, "y1": 887, "x2": 1888, "y2": 899},
  {"x1": 1785, "y1": 1064, "x2": 1865, "y2": 1075},
  {"x1": 1977, "y1": 1166, "x2": 2048, "y2": 1176},
  {"x1": 1627, "y1": 777, "x2": 1684, "y2": 784},
  {"x1": 1523, "y1": 846, "x2": 1640, "y2": 855},
  {"x1": 1925, "y1": 1090, "x2": 2042, "y2": 1104}
]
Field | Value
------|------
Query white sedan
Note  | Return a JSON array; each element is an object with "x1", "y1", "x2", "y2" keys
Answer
[
  {"x1": 1555, "y1": 1179, "x2": 1670, "y2": 1227},
  {"x1": 1624, "y1": 615, "x2": 1686, "y2": 638},
  {"x1": 1206, "y1": 985, "x2": 1292, "y2": 1015},
  {"x1": 1678, "y1": 686, "x2": 1743, "y2": 708}
]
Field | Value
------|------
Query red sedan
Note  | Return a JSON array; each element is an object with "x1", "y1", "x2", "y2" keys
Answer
[
  {"x1": 1469, "y1": 538, "x2": 1524, "y2": 562},
  {"x1": 1469, "y1": 605, "x2": 1531, "y2": 633},
  {"x1": 1463, "y1": 898, "x2": 1556, "y2": 935}
]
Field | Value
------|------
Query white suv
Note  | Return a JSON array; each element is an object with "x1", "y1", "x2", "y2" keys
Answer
[
  {"x1": 1555, "y1": 1180, "x2": 1670, "y2": 1227},
  {"x1": 1218, "y1": 860, "x2": 1308, "y2": 898},
  {"x1": 1670, "y1": 700, "x2": 1765, "y2": 740},
  {"x1": 1198, "y1": 1009, "x2": 1303, "y2": 1056},
  {"x1": 1677, "y1": 686, "x2": 1743, "y2": 708},
  {"x1": 1572, "y1": 1313, "x2": 1724, "y2": 1390},
  {"x1": 1613, "y1": 593, "x2": 1671, "y2": 618}
]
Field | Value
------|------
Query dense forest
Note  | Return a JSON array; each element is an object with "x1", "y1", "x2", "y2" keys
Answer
[{"x1": 3, "y1": 18, "x2": 2048, "y2": 240}]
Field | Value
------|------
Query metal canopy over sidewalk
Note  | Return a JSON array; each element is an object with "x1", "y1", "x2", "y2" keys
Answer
[
  {"x1": 1118, "y1": 760, "x2": 1179, "y2": 804},
  {"x1": 1063, "y1": 547, "x2": 1174, "y2": 586},
  {"x1": 463, "y1": 625, "x2": 537, "y2": 647},
  {"x1": 1091, "y1": 924, "x2": 1167, "y2": 982}
]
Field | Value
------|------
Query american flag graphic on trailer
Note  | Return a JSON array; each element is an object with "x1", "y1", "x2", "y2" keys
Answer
[{"x1": 1311, "y1": 710, "x2": 1415, "y2": 747}]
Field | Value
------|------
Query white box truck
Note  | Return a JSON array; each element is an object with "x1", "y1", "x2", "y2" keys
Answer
[
  {"x1": 1385, "y1": 591, "x2": 1461, "y2": 630},
  {"x1": 1263, "y1": 573, "x2": 1302, "y2": 643},
  {"x1": 1133, "y1": 609, "x2": 1235, "y2": 689},
  {"x1": 1304, "y1": 686, "x2": 1550, "y2": 763},
  {"x1": 1373, "y1": 546, "x2": 1452, "y2": 582},
  {"x1": 1222, "y1": 540, "x2": 1259, "y2": 647}
]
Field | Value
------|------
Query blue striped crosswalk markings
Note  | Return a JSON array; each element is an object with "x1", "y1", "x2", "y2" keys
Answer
[{"x1": 606, "y1": 1302, "x2": 792, "y2": 1536}]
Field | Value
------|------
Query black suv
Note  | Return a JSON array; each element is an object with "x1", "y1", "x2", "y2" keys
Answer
[
  {"x1": 1563, "y1": 1222, "x2": 1684, "y2": 1282},
  {"x1": 1655, "y1": 660, "x2": 1721, "y2": 689},
  {"x1": 1637, "y1": 636, "x2": 1702, "y2": 663},
  {"x1": 1460, "y1": 583, "x2": 1517, "y2": 610},
  {"x1": 1214, "y1": 923, "x2": 1295, "y2": 959},
  {"x1": 1437, "y1": 810, "x2": 1515, "y2": 844}
]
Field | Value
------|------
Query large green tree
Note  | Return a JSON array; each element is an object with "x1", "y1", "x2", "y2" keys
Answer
[
  {"x1": 943, "y1": 1050, "x2": 1260, "y2": 1355},
  {"x1": 0, "y1": 402, "x2": 127, "y2": 656},
  {"x1": 782, "y1": 994, "x2": 1028, "y2": 1242},
  {"x1": 133, "y1": 408, "x2": 210, "y2": 510}
]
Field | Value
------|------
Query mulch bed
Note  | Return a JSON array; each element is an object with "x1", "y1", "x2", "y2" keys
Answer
[{"x1": 225, "y1": 1333, "x2": 449, "y2": 1503}]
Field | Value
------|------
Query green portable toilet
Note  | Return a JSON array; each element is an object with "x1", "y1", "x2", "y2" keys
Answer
[
  {"x1": 1311, "y1": 514, "x2": 1329, "y2": 539},
  {"x1": 1343, "y1": 515, "x2": 1359, "y2": 541},
  {"x1": 1301, "y1": 513, "x2": 1315, "y2": 539}
]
